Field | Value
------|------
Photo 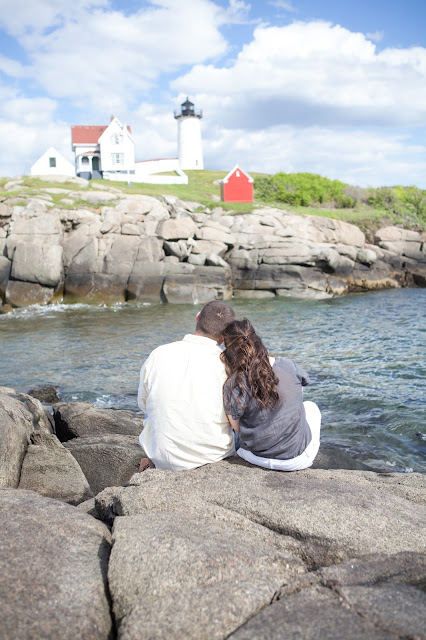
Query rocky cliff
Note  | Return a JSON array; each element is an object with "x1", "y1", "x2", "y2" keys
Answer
[
  {"x1": 0, "y1": 388, "x2": 425, "y2": 639},
  {"x1": 1, "y1": 177, "x2": 425, "y2": 309}
]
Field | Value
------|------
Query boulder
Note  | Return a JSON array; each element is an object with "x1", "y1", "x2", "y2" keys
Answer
[
  {"x1": 0, "y1": 489, "x2": 112, "y2": 640},
  {"x1": 205, "y1": 253, "x2": 228, "y2": 267},
  {"x1": 187, "y1": 253, "x2": 206, "y2": 265},
  {"x1": 11, "y1": 242, "x2": 63, "y2": 287},
  {"x1": 102, "y1": 234, "x2": 140, "y2": 278},
  {"x1": 195, "y1": 226, "x2": 236, "y2": 246},
  {"x1": 95, "y1": 462, "x2": 426, "y2": 639},
  {"x1": 79, "y1": 190, "x2": 118, "y2": 204},
  {"x1": 0, "y1": 255, "x2": 11, "y2": 299},
  {"x1": 64, "y1": 272, "x2": 126, "y2": 305},
  {"x1": 121, "y1": 222, "x2": 141, "y2": 235},
  {"x1": 191, "y1": 239, "x2": 228, "y2": 257},
  {"x1": 0, "y1": 392, "x2": 34, "y2": 488},
  {"x1": 96, "y1": 462, "x2": 426, "y2": 563},
  {"x1": 62, "y1": 224, "x2": 100, "y2": 267},
  {"x1": 135, "y1": 236, "x2": 164, "y2": 263},
  {"x1": 145, "y1": 201, "x2": 170, "y2": 222},
  {"x1": 159, "y1": 218, "x2": 197, "y2": 240},
  {"x1": 349, "y1": 264, "x2": 401, "y2": 291},
  {"x1": 374, "y1": 226, "x2": 421, "y2": 243},
  {"x1": 9, "y1": 211, "x2": 63, "y2": 240},
  {"x1": 18, "y1": 432, "x2": 93, "y2": 505},
  {"x1": 162, "y1": 266, "x2": 232, "y2": 304},
  {"x1": 310, "y1": 217, "x2": 365, "y2": 247},
  {"x1": 64, "y1": 434, "x2": 143, "y2": 495},
  {"x1": 232, "y1": 553, "x2": 426, "y2": 640},
  {"x1": 100, "y1": 207, "x2": 121, "y2": 234},
  {"x1": 115, "y1": 195, "x2": 164, "y2": 216},
  {"x1": 108, "y1": 511, "x2": 304, "y2": 640},
  {"x1": 65, "y1": 236, "x2": 98, "y2": 274},
  {"x1": 259, "y1": 242, "x2": 316, "y2": 265},
  {"x1": 54, "y1": 402, "x2": 143, "y2": 441},
  {"x1": 5, "y1": 280, "x2": 55, "y2": 307},
  {"x1": 234, "y1": 265, "x2": 330, "y2": 299},
  {"x1": 127, "y1": 262, "x2": 195, "y2": 303},
  {"x1": 163, "y1": 239, "x2": 189, "y2": 260},
  {"x1": 378, "y1": 240, "x2": 424, "y2": 261},
  {"x1": 356, "y1": 248, "x2": 377, "y2": 266},
  {"x1": 27, "y1": 385, "x2": 61, "y2": 404}
]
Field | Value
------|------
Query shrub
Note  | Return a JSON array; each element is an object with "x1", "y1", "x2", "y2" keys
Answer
[
  {"x1": 254, "y1": 172, "x2": 349, "y2": 208},
  {"x1": 402, "y1": 186, "x2": 426, "y2": 221}
]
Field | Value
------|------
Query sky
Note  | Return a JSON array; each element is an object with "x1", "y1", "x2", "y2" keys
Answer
[{"x1": 1, "y1": 0, "x2": 426, "y2": 187}]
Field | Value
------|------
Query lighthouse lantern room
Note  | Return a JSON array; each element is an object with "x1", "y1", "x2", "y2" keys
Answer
[{"x1": 174, "y1": 97, "x2": 204, "y2": 170}]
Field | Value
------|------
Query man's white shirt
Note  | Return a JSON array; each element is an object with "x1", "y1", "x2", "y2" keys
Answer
[{"x1": 138, "y1": 334, "x2": 235, "y2": 470}]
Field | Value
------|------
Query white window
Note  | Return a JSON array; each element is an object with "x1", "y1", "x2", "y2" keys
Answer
[
  {"x1": 111, "y1": 153, "x2": 124, "y2": 165},
  {"x1": 81, "y1": 156, "x2": 89, "y2": 165},
  {"x1": 112, "y1": 133, "x2": 123, "y2": 145},
  {"x1": 236, "y1": 170, "x2": 240, "y2": 177}
]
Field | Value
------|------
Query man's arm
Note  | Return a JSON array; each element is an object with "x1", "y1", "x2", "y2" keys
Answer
[{"x1": 138, "y1": 357, "x2": 150, "y2": 413}]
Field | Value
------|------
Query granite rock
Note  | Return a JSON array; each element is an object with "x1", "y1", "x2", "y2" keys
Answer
[{"x1": 0, "y1": 489, "x2": 112, "y2": 640}]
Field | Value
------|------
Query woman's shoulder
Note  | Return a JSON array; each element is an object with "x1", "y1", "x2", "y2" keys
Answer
[{"x1": 272, "y1": 356, "x2": 294, "y2": 370}]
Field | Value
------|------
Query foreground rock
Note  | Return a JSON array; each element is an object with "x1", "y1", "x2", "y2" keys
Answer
[
  {"x1": 0, "y1": 388, "x2": 53, "y2": 488},
  {"x1": 1, "y1": 388, "x2": 424, "y2": 639},
  {"x1": 231, "y1": 552, "x2": 426, "y2": 640},
  {"x1": 0, "y1": 490, "x2": 112, "y2": 640},
  {"x1": 96, "y1": 460, "x2": 426, "y2": 638},
  {"x1": 64, "y1": 434, "x2": 143, "y2": 494},
  {"x1": 0, "y1": 187, "x2": 425, "y2": 307},
  {"x1": 19, "y1": 432, "x2": 93, "y2": 504},
  {"x1": 54, "y1": 401, "x2": 143, "y2": 441}
]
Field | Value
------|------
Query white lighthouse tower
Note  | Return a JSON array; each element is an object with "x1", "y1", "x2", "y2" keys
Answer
[{"x1": 174, "y1": 97, "x2": 204, "y2": 170}]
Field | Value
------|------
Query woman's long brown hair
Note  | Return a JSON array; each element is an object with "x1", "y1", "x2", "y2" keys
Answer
[{"x1": 221, "y1": 318, "x2": 280, "y2": 412}]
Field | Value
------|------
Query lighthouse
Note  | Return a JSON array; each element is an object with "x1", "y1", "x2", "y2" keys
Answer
[{"x1": 174, "y1": 97, "x2": 204, "y2": 170}]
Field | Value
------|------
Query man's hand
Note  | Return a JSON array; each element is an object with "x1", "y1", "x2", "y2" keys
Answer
[{"x1": 139, "y1": 457, "x2": 155, "y2": 472}]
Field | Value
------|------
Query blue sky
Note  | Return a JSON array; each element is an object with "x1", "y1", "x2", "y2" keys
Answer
[{"x1": 1, "y1": 0, "x2": 426, "y2": 186}]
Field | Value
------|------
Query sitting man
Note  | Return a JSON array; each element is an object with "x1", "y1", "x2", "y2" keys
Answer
[{"x1": 138, "y1": 300, "x2": 236, "y2": 471}]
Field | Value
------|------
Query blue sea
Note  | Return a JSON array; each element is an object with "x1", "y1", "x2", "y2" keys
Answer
[{"x1": 1, "y1": 288, "x2": 425, "y2": 472}]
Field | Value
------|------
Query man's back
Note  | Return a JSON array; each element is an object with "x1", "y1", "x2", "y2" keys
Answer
[{"x1": 138, "y1": 334, "x2": 235, "y2": 470}]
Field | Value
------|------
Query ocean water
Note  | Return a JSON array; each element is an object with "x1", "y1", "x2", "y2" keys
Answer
[{"x1": 1, "y1": 288, "x2": 425, "y2": 472}]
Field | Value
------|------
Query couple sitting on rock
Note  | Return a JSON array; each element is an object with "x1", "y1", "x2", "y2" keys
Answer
[{"x1": 138, "y1": 300, "x2": 321, "y2": 472}]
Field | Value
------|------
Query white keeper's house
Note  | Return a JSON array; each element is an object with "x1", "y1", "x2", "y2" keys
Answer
[
  {"x1": 71, "y1": 117, "x2": 135, "y2": 180},
  {"x1": 30, "y1": 98, "x2": 204, "y2": 185}
]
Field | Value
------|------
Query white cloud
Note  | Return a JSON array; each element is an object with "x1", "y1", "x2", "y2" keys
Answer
[
  {"x1": 201, "y1": 124, "x2": 426, "y2": 187},
  {"x1": 172, "y1": 21, "x2": 426, "y2": 128},
  {"x1": 2, "y1": 0, "x2": 231, "y2": 113},
  {"x1": 366, "y1": 30, "x2": 384, "y2": 43},
  {"x1": 269, "y1": 1, "x2": 297, "y2": 13},
  {"x1": 0, "y1": 0, "x2": 108, "y2": 37},
  {"x1": 0, "y1": 94, "x2": 70, "y2": 176}
]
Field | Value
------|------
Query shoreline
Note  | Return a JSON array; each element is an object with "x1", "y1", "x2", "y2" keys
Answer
[{"x1": 1, "y1": 186, "x2": 425, "y2": 312}]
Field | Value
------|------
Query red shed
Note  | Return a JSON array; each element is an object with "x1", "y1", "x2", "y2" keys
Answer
[{"x1": 221, "y1": 165, "x2": 254, "y2": 203}]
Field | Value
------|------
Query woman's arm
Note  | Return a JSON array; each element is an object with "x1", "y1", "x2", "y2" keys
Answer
[{"x1": 226, "y1": 414, "x2": 240, "y2": 433}]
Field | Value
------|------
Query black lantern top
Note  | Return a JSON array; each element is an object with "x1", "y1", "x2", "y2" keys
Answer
[{"x1": 174, "y1": 97, "x2": 202, "y2": 119}]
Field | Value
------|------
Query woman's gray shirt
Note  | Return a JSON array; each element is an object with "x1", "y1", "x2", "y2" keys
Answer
[{"x1": 223, "y1": 357, "x2": 312, "y2": 460}]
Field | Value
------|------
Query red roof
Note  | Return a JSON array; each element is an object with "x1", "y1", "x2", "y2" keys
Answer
[
  {"x1": 71, "y1": 124, "x2": 132, "y2": 145},
  {"x1": 71, "y1": 126, "x2": 107, "y2": 144}
]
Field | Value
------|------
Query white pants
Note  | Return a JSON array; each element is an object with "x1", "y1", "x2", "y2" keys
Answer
[{"x1": 237, "y1": 401, "x2": 321, "y2": 471}]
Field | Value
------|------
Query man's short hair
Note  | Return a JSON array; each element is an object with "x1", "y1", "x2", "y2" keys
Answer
[{"x1": 196, "y1": 301, "x2": 235, "y2": 340}]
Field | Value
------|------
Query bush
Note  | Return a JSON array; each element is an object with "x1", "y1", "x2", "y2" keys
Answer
[
  {"x1": 254, "y1": 172, "x2": 349, "y2": 208},
  {"x1": 402, "y1": 186, "x2": 426, "y2": 221}
]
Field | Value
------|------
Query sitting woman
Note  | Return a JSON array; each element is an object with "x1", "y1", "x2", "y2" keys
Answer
[{"x1": 221, "y1": 318, "x2": 321, "y2": 471}]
